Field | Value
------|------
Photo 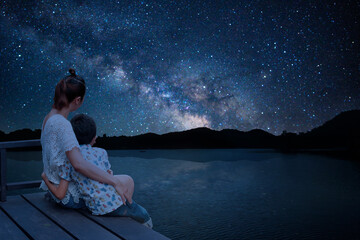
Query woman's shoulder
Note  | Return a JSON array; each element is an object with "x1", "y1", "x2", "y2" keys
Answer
[
  {"x1": 42, "y1": 114, "x2": 73, "y2": 137},
  {"x1": 47, "y1": 114, "x2": 71, "y2": 127}
]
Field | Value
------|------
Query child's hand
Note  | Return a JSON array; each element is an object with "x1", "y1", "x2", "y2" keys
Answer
[
  {"x1": 41, "y1": 172, "x2": 48, "y2": 181},
  {"x1": 107, "y1": 169, "x2": 113, "y2": 175}
]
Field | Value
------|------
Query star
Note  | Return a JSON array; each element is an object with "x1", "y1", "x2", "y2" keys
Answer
[{"x1": 0, "y1": 0, "x2": 359, "y2": 136}]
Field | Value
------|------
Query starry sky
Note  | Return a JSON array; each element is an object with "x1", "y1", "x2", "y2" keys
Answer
[{"x1": 1, "y1": 0, "x2": 359, "y2": 136}]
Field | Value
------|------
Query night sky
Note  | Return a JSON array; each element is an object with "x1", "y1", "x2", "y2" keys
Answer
[{"x1": 1, "y1": 0, "x2": 359, "y2": 136}]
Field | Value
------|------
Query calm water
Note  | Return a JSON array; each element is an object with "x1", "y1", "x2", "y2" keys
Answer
[{"x1": 6, "y1": 149, "x2": 360, "y2": 239}]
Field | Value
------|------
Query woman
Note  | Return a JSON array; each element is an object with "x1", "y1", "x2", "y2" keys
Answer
[{"x1": 41, "y1": 68, "x2": 131, "y2": 208}]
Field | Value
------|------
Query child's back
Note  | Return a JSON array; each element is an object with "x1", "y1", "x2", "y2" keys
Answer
[
  {"x1": 72, "y1": 144, "x2": 123, "y2": 215},
  {"x1": 70, "y1": 114, "x2": 152, "y2": 228}
]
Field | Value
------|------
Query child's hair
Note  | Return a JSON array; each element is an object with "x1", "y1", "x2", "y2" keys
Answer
[
  {"x1": 70, "y1": 114, "x2": 96, "y2": 145},
  {"x1": 53, "y1": 68, "x2": 86, "y2": 110}
]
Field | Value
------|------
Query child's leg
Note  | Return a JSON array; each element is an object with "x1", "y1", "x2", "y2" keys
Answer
[
  {"x1": 114, "y1": 175, "x2": 134, "y2": 204},
  {"x1": 105, "y1": 200, "x2": 152, "y2": 228},
  {"x1": 44, "y1": 192, "x2": 85, "y2": 209},
  {"x1": 59, "y1": 196, "x2": 86, "y2": 209}
]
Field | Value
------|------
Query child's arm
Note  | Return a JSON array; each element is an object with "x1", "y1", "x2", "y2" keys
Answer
[{"x1": 41, "y1": 172, "x2": 69, "y2": 200}]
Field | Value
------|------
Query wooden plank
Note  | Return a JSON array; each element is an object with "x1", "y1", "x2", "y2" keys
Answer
[
  {"x1": 7, "y1": 180, "x2": 42, "y2": 191},
  {"x1": 0, "y1": 195, "x2": 73, "y2": 240},
  {"x1": 23, "y1": 192, "x2": 121, "y2": 240},
  {"x1": 1, "y1": 148, "x2": 6, "y2": 201},
  {"x1": 0, "y1": 139, "x2": 41, "y2": 149},
  {"x1": 81, "y1": 210, "x2": 170, "y2": 240},
  {"x1": 0, "y1": 208, "x2": 29, "y2": 240}
]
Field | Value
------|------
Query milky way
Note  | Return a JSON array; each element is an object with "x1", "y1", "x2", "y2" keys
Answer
[{"x1": 0, "y1": 0, "x2": 359, "y2": 136}]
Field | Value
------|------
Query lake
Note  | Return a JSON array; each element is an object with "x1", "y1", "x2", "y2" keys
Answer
[{"x1": 6, "y1": 149, "x2": 360, "y2": 239}]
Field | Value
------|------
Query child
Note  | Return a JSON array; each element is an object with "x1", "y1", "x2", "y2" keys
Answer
[{"x1": 42, "y1": 114, "x2": 152, "y2": 228}]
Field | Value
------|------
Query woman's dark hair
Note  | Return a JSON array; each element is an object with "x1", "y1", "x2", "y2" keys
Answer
[
  {"x1": 70, "y1": 114, "x2": 96, "y2": 145},
  {"x1": 53, "y1": 68, "x2": 86, "y2": 110}
]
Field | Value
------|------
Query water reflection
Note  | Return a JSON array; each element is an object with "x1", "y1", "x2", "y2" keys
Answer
[{"x1": 6, "y1": 149, "x2": 360, "y2": 239}]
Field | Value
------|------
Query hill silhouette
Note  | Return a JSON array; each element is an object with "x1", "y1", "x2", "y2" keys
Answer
[
  {"x1": 0, "y1": 129, "x2": 41, "y2": 142},
  {"x1": 1, "y1": 110, "x2": 359, "y2": 156},
  {"x1": 96, "y1": 127, "x2": 277, "y2": 149}
]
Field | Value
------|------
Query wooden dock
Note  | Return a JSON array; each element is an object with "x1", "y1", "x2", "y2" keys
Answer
[
  {"x1": 0, "y1": 140, "x2": 170, "y2": 240},
  {"x1": 0, "y1": 192, "x2": 169, "y2": 240}
]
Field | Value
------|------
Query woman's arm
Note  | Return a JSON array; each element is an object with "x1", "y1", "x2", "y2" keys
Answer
[
  {"x1": 41, "y1": 172, "x2": 69, "y2": 200},
  {"x1": 66, "y1": 147, "x2": 130, "y2": 204}
]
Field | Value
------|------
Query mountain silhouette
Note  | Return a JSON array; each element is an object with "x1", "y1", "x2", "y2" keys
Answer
[
  {"x1": 279, "y1": 110, "x2": 360, "y2": 153},
  {"x1": 306, "y1": 110, "x2": 360, "y2": 138}
]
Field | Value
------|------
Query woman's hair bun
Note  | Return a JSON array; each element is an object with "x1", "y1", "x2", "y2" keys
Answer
[{"x1": 69, "y1": 68, "x2": 76, "y2": 76}]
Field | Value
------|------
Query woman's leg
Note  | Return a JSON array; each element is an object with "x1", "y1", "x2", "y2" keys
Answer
[{"x1": 114, "y1": 175, "x2": 134, "y2": 204}]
